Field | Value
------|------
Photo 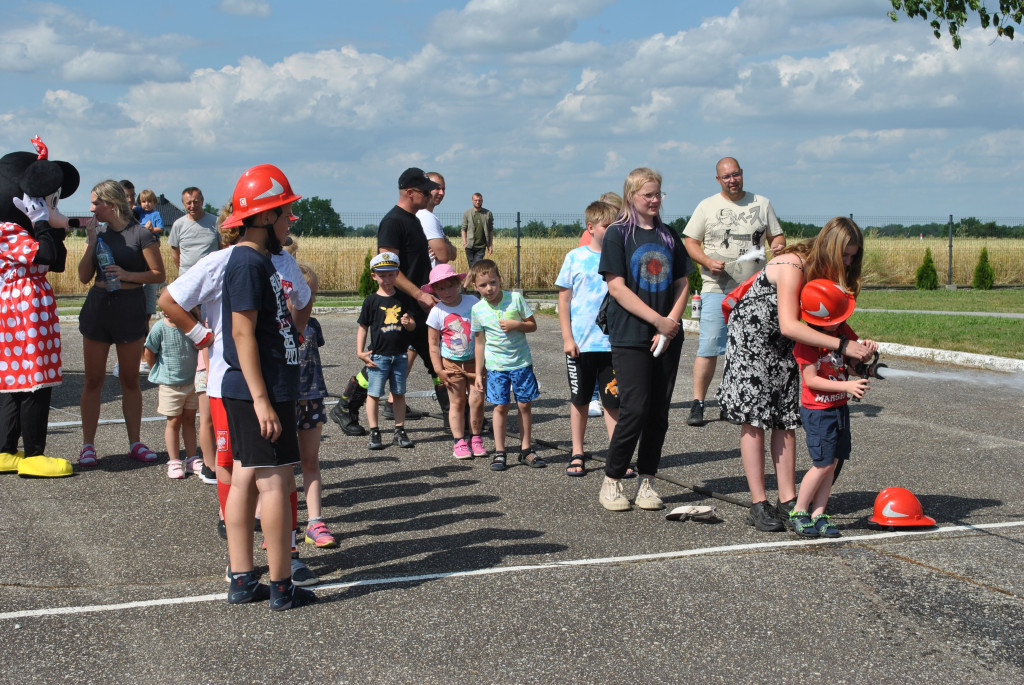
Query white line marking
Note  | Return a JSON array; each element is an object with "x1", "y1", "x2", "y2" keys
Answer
[{"x1": 3, "y1": 520, "x2": 1022, "y2": 621}]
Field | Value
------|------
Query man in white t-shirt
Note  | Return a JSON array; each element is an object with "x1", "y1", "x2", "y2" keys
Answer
[
  {"x1": 416, "y1": 171, "x2": 456, "y2": 268},
  {"x1": 683, "y1": 157, "x2": 786, "y2": 427},
  {"x1": 168, "y1": 186, "x2": 220, "y2": 276}
]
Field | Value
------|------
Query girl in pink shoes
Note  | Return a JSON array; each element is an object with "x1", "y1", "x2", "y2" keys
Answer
[
  {"x1": 77, "y1": 180, "x2": 166, "y2": 467},
  {"x1": 425, "y1": 264, "x2": 485, "y2": 460}
]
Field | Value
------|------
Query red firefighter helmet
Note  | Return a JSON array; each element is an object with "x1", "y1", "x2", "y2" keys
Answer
[
  {"x1": 800, "y1": 279, "x2": 856, "y2": 326},
  {"x1": 221, "y1": 164, "x2": 301, "y2": 228},
  {"x1": 868, "y1": 487, "x2": 936, "y2": 527}
]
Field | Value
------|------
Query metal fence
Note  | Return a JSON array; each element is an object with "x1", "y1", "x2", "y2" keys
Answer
[{"x1": 47, "y1": 213, "x2": 1024, "y2": 296}]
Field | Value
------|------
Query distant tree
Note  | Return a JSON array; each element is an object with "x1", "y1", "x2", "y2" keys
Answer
[
  {"x1": 888, "y1": 1, "x2": 1021, "y2": 49},
  {"x1": 972, "y1": 246, "x2": 995, "y2": 289},
  {"x1": 916, "y1": 247, "x2": 939, "y2": 289},
  {"x1": 203, "y1": 202, "x2": 217, "y2": 216},
  {"x1": 358, "y1": 250, "x2": 375, "y2": 297},
  {"x1": 292, "y1": 196, "x2": 345, "y2": 237}
]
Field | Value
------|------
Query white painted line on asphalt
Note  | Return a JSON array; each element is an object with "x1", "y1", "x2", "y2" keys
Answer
[{"x1": 3, "y1": 520, "x2": 1022, "y2": 622}]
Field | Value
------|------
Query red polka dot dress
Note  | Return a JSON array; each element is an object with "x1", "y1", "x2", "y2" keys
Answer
[{"x1": 0, "y1": 222, "x2": 62, "y2": 392}]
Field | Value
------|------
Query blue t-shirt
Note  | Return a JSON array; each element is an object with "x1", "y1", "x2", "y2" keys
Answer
[
  {"x1": 138, "y1": 210, "x2": 164, "y2": 235},
  {"x1": 554, "y1": 245, "x2": 611, "y2": 353},
  {"x1": 220, "y1": 246, "x2": 300, "y2": 403},
  {"x1": 470, "y1": 291, "x2": 534, "y2": 371},
  {"x1": 297, "y1": 317, "x2": 328, "y2": 401}
]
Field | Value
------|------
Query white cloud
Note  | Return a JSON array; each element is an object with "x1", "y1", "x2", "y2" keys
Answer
[
  {"x1": 218, "y1": 0, "x2": 271, "y2": 18},
  {"x1": 429, "y1": 0, "x2": 616, "y2": 54}
]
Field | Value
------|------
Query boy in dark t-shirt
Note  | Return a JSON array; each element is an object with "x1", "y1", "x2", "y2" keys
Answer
[
  {"x1": 357, "y1": 251, "x2": 416, "y2": 450},
  {"x1": 218, "y1": 164, "x2": 315, "y2": 611}
]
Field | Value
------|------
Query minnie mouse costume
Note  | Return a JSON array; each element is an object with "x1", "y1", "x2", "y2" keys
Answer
[{"x1": 0, "y1": 137, "x2": 79, "y2": 477}]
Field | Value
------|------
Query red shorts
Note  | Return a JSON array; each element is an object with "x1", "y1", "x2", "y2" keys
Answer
[{"x1": 208, "y1": 396, "x2": 233, "y2": 468}]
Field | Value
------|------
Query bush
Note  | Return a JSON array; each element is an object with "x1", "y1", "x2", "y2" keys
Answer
[
  {"x1": 688, "y1": 268, "x2": 702, "y2": 297},
  {"x1": 358, "y1": 249, "x2": 375, "y2": 297},
  {"x1": 915, "y1": 247, "x2": 939, "y2": 290},
  {"x1": 972, "y1": 246, "x2": 995, "y2": 290}
]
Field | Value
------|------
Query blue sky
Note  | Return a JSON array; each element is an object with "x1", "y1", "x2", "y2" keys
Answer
[{"x1": 1, "y1": 0, "x2": 1021, "y2": 221}]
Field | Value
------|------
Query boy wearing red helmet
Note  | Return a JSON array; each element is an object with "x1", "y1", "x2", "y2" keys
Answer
[
  {"x1": 218, "y1": 165, "x2": 315, "y2": 610},
  {"x1": 789, "y1": 278, "x2": 879, "y2": 538}
]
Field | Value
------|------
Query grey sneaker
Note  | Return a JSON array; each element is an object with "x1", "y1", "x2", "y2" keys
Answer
[
  {"x1": 600, "y1": 477, "x2": 631, "y2": 512},
  {"x1": 393, "y1": 427, "x2": 414, "y2": 448},
  {"x1": 687, "y1": 401, "x2": 705, "y2": 426},
  {"x1": 290, "y1": 555, "x2": 318, "y2": 587},
  {"x1": 746, "y1": 500, "x2": 785, "y2": 532},
  {"x1": 635, "y1": 477, "x2": 665, "y2": 510}
]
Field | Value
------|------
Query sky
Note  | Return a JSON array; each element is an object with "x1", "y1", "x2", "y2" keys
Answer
[{"x1": 1, "y1": 0, "x2": 1021, "y2": 223}]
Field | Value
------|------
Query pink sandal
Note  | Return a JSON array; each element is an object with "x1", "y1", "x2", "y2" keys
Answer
[
  {"x1": 78, "y1": 445, "x2": 98, "y2": 467},
  {"x1": 129, "y1": 443, "x2": 158, "y2": 462}
]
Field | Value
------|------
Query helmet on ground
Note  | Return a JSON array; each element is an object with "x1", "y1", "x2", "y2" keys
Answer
[
  {"x1": 868, "y1": 487, "x2": 936, "y2": 527},
  {"x1": 221, "y1": 164, "x2": 301, "y2": 228},
  {"x1": 800, "y1": 279, "x2": 855, "y2": 326}
]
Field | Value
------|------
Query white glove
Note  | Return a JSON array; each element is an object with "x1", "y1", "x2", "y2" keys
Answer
[
  {"x1": 13, "y1": 194, "x2": 49, "y2": 223},
  {"x1": 186, "y1": 322, "x2": 214, "y2": 349}
]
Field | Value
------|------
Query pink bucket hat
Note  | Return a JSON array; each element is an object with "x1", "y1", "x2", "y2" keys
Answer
[{"x1": 421, "y1": 263, "x2": 468, "y2": 293}]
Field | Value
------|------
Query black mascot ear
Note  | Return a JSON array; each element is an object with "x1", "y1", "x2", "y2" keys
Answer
[
  {"x1": 0, "y1": 151, "x2": 36, "y2": 230},
  {"x1": 22, "y1": 160, "x2": 65, "y2": 198},
  {"x1": 0, "y1": 145, "x2": 80, "y2": 231}
]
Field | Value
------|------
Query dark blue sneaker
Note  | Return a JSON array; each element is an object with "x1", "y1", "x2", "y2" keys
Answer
[
  {"x1": 270, "y1": 579, "x2": 317, "y2": 611},
  {"x1": 227, "y1": 570, "x2": 270, "y2": 604}
]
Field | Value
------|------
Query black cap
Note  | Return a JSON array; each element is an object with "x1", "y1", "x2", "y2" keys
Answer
[{"x1": 398, "y1": 167, "x2": 440, "y2": 192}]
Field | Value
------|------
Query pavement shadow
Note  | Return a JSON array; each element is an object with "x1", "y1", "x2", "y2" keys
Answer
[{"x1": 323, "y1": 479, "x2": 483, "y2": 510}]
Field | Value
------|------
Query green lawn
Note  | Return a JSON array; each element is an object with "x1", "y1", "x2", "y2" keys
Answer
[
  {"x1": 857, "y1": 288, "x2": 1023, "y2": 313},
  {"x1": 848, "y1": 311, "x2": 1024, "y2": 359}
]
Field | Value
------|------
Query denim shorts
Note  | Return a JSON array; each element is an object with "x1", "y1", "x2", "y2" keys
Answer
[
  {"x1": 366, "y1": 353, "x2": 408, "y2": 398},
  {"x1": 486, "y1": 365, "x2": 540, "y2": 406},
  {"x1": 801, "y1": 404, "x2": 851, "y2": 467},
  {"x1": 696, "y1": 291, "x2": 728, "y2": 357}
]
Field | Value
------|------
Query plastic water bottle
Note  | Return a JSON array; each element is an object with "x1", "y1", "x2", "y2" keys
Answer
[
  {"x1": 95, "y1": 236, "x2": 120, "y2": 292},
  {"x1": 690, "y1": 293, "x2": 701, "y2": 319}
]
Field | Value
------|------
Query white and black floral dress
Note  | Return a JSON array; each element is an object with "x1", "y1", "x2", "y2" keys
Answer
[{"x1": 716, "y1": 264, "x2": 803, "y2": 430}]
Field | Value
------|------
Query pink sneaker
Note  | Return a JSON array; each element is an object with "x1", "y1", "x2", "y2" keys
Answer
[
  {"x1": 167, "y1": 460, "x2": 185, "y2": 479},
  {"x1": 453, "y1": 439, "x2": 472, "y2": 460},
  {"x1": 469, "y1": 435, "x2": 488, "y2": 457},
  {"x1": 184, "y1": 455, "x2": 204, "y2": 475}
]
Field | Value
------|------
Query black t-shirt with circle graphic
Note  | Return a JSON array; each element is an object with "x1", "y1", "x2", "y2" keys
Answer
[{"x1": 598, "y1": 223, "x2": 693, "y2": 348}]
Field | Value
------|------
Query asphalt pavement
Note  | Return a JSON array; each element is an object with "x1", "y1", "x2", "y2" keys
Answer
[{"x1": 1, "y1": 311, "x2": 1022, "y2": 684}]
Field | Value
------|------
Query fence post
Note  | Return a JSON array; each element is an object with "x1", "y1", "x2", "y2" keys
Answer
[
  {"x1": 515, "y1": 211, "x2": 522, "y2": 290},
  {"x1": 948, "y1": 214, "x2": 954, "y2": 287}
]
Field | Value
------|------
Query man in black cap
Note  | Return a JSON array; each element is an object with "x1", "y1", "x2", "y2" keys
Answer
[{"x1": 331, "y1": 168, "x2": 452, "y2": 434}]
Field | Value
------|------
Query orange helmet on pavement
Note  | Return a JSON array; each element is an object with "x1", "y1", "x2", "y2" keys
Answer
[
  {"x1": 868, "y1": 487, "x2": 936, "y2": 527},
  {"x1": 222, "y1": 164, "x2": 301, "y2": 228},
  {"x1": 800, "y1": 279, "x2": 855, "y2": 326}
]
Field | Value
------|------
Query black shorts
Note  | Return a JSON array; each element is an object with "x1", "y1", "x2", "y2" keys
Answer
[
  {"x1": 78, "y1": 286, "x2": 148, "y2": 344},
  {"x1": 222, "y1": 397, "x2": 300, "y2": 468},
  {"x1": 565, "y1": 352, "x2": 619, "y2": 409}
]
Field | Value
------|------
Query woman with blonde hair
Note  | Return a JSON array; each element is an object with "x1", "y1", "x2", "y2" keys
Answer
[
  {"x1": 717, "y1": 216, "x2": 873, "y2": 531},
  {"x1": 77, "y1": 179, "x2": 165, "y2": 466},
  {"x1": 596, "y1": 167, "x2": 693, "y2": 512}
]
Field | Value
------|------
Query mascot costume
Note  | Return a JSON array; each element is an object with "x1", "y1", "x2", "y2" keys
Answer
[{"x1": 0, "y1": 137, "x2": 79, "y2": 477}]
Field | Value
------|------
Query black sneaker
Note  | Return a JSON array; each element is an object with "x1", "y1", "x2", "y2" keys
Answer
[
  {"x1": 383, "y1": 402, "x2": 424, "y2": 421},
  {"x1": 227, "y1": 570, "x2": 270, "y2": 604},
  {"x1": 687, "y1": 401, "x2": 705, "y2": 426},
  {"x1": 217, "y1": 518, "x2": 227, "y2": 540},
  {"x1": 199, "y1": 464, "x2": 218, "y2": 484},
  {"x1": 330, "y1": 402, "x2": 366, "y2": 436},
  {"x1": 775, "y1": 497, "x2": 797, "y2": 524},
  {"x1": 368, "y1": 428, "x2": 384, "y2": 450},
  {"x1": 270, "y1": 579, "x2": 317, "y2": 611},
  {"x1": 393, "y1": 427, "x2": 414, "y2": 449},
  {"x1": 746, "y1": 500, "x2": 785, "y2": 532}
]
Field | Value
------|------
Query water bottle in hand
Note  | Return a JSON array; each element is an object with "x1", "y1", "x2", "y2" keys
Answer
[{"x1": 95, "y1": 236, "x2": 120, "y2": 292}]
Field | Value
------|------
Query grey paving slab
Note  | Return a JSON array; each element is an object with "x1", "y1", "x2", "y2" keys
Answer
[{"x1": 1, "y1": 312, "x2": 1022, "y2": 684}]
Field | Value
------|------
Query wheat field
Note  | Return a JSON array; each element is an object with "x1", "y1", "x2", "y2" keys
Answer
[{"x1": 47, "y1": 236, "x2": 1024, "y2": 295}]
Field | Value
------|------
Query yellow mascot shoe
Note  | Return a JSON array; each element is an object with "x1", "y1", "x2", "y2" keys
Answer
[
  {"x1": 0, "y1": 451, "x2": 24, "y2": 473},
  {"x1": 17, "y1": 455, "x2": 73, "y2": 478}
]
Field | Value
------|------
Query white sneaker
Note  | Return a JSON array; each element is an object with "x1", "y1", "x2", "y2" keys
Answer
[
  {"x1": 588, "y1": 399, "x2": 603, "y2": 417},
  {"x1": 139, "y1": 361, "x2": 150, "y2": 374},
  {"x1": 636, "y1": 477, "x2": 665, "y2": 511},
  {"x1": 599, "y1": 477, "x2": 631, "y2": 511},
  {"x1": 112, "y1": 363, "x2": 119, "y2": 377}
]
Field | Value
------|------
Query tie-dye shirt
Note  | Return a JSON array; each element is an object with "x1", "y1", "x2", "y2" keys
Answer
[{"x1": 554, "y1": 245, "x2": 611, "y2": 353}]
